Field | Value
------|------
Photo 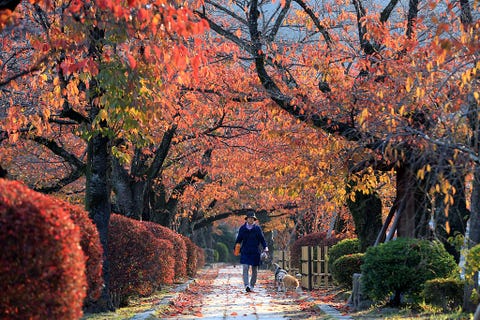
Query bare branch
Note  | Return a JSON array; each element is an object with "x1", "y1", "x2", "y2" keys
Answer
[{"x1": 292, "y1": 0, "x2": 332, "y2": 46}]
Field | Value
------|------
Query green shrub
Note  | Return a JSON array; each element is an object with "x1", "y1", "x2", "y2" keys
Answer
[
  {"x1": 465, "y1": 244, "x2": 480, "y2": 305},
  {"x1": 465, "y1": 244, "x2": 480, "y2": 284},
  {"x1": 332, "y1": 253, "x2": 364, "y2": 289},
  {"x1": 290, "y1": 232, "x2": 344, "y2": 268},
  {"x1": 0, "y1": 179, "x2": 86, "y2": 319},
  {"x1": 328, "y1": 238, "x2": 361, "y2": 272},
  {"x1": 213, "y1": 249, "x2": 220, "y2": 262},
  {"x1": 361, "y1": 238, "x2": 457, "y2": 306},
  {"x1": 215, "y1": 242, "x2": 229, "y2": 262},
  {"x1": 423, "y1": 278, "x2": 464, "y2": 312}
]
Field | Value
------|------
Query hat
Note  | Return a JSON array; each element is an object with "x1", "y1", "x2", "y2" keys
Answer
[{"x1": 245, "y1": 211, "x2": 257, "y2": 220}]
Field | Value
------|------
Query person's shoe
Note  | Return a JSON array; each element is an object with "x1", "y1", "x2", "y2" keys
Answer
[{"x1": 245, "y1": 285, "x2": 251, "y2": 292}]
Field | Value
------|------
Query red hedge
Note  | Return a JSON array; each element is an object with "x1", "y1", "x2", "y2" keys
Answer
[
  {"x1": 152, "y1": 238, "x2": 176, "y2": 285},
  {"x1": 0, "y1": 179, "x2": 86, "y2": 319},
  {"x1": 108, "y1": 214, "x2": 174, "y2": 307},
  {"x1": 143, "y1": 221, "x2": 187, "y2": 281},
  {"x1": 182, "y1": 236, "x2": 205, "y2": 277},
  {"x1": 290, "y1": 232, "x2": 345, "y2": 268},
  {"x1": 58, "y1": 200, "x2": 103, "y2": 307}
]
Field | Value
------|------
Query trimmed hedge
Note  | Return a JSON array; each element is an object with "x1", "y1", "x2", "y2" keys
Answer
[
  {"x1": 290, "y1": 232, "x2": 344, "y2": 268},
  {"x1": 331, "y1": 253, "x2": 364, "y2": 289},
  {"x1": 143, "y1": 221, "x2": 187, "y2": 281},
  {"x1": 0, "y1": 179, "x2": 86, "y2": 319},
  {"x1": 154, "y1": 238, "x2": 176, "y2": 285},
  {"x1": 328, "y1": 238, "x2": 361, "y2": 272},
  {"x1": 423, "y1": 278, "x2": 464, "y2": 312},
  {"x1": 183, "y1": 236, "x2": 205, "y2": 277},
  {"x1": 361, "y1": 238, "x2": 457, "y2": 306},
  {"x1": 108, "y1": 214, "x2": 174, "y2": 307},
  {"x1": 58, "y1": 200, "x2": 103, "y2": 308},
  {"x1": 215, "y1": 242, "x2": 229, "y2": 262}
]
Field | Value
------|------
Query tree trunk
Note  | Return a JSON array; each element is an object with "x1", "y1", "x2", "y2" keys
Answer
[
  {"x1": 85, "y1": 133, "x2": 113, "y2": 311},
  {"x1": 84, "y1": 24, "x2": 113, "y2": 312},
  {"x1": 464, "y1": 163, "x2": 480, "y2": 312},
  {"x1": 396, "y1": 166, "x2": 416, "y2": 238},
  {"x1": 111, "y1": 158, "x2": 140, "y2": 219},
  {"x1": 0, "y1": 164, "x2": 7, "y2": 178},
  {"x1": 413, "y1": 176, "x2": 432, "y2": 238},
  {"x1": 346, "y1": 183, "x2": 383, "y2": 251}
]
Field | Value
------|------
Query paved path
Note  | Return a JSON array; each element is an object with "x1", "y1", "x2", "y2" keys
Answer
[
  {"x1": 152, "y1": 264, "x2": 352, "y2": 320},
  {"x1": 196, "y1": 265, "x2": 307, "y2": 319}
]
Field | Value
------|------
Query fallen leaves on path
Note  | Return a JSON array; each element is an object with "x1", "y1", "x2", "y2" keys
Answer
[
  {"x1": 158, "y1": 267, "x2": 219, "y2": 318},
  {"x1": 159, "y1": 265, "x2": 346, "y2": 319},
  {"x1": 301, "y1": 286, "x2": 352, "y2": 315}
]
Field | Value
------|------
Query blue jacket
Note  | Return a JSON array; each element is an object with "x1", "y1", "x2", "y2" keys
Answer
[{"x1": 235, "y1": 223, "x2": 267, "y2": 266}]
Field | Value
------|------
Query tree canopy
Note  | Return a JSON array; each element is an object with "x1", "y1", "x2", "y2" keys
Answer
[{"x1": 0, "y1": 0, "x2": 479, "y2": 312}]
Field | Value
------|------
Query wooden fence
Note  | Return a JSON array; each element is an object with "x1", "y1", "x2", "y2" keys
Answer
[
  {"x1": 300, "y1": 245, "x2": 333, "y2": 290},
  {"x1": 273, "y1": 246, "x2": 333, "y2": 290}
]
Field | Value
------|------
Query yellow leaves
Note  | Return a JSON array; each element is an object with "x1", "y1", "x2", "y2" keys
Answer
[
  {"x1": 443, "y1": 194, "x2": 454, "y2": 206},
  {"x1": 98, "y1": 109, "x2": 108, "y2": 121},
  {"x1": 358, "y1": 108, "x2": 369, "y2": 129},
  {"x1": 426, "y1": 62, "x2": 433, "y2": 72},
  {"x1": 405, "y1": 77, "x2": 413, "y2": 93},
  {"x1": 415, "y1": 86, "x2": 425, "y2": 99},
  {"x1": 378, "y1": 174, "x2": 391, "y2": 185},
  {"x1": 429, "y1": 177, "x2": 456, "y2": 208},
  {"x1": 112, "y1": 146, "x2": 132, "y2": 165},
  {"x1": 461, "y1": 70, "x2": 471, "y2": 88},
  {"x1": 445, "y1": 221, "x2": 450, "y2": 234},
  {"x1": 417, "y1": 169, "x2": 425, "y2": 180},
  {"x1": 66, "y1": 80, "x2": 79, "y2": 96},
  {"x1": 416, "y1": 164, "x2": 430, "y2": 180}
]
